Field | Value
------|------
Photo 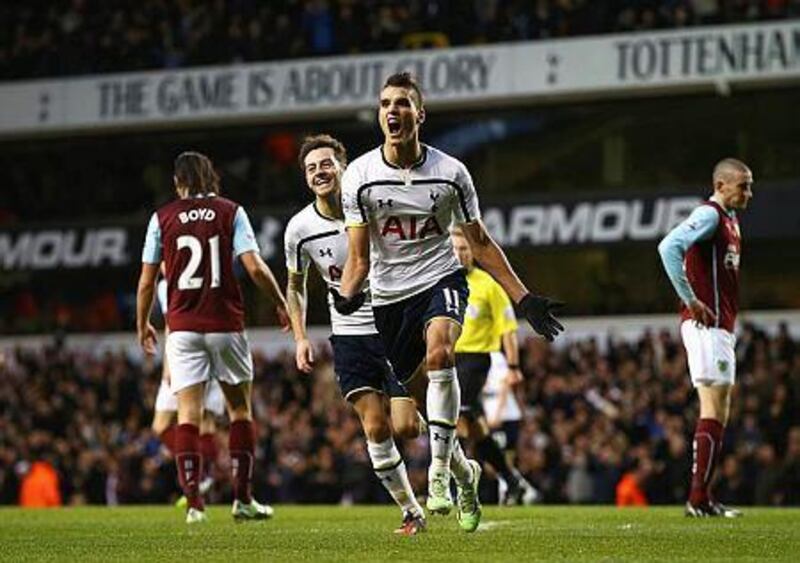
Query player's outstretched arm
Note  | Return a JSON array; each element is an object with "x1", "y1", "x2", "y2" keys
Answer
[
  {"x1": 136, "y1": 262, "x2": 160, "y2": 355},
  {"x1": 461, "y1": 220, "x2": 564, "y2": 342},
  {"x1": 286, "y1": 270, "x2": 314, "y2": 373},
  {"x1": 333, "y1": 225, "x2": 369, "y2": 315},
  {"x1": 240, "y1": 250, "x2": 291, "y2": 330}
]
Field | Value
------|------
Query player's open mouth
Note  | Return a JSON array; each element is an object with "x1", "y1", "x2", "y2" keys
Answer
[{"x1": 387, "y1": 116, "x2": 401, "y2": 135}]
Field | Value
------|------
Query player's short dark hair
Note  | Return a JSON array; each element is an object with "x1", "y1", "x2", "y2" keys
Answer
[
  {"x1": 712, "y1": 158, "x2": 750, "y2": 184},
  {"x1": 298, "y1": 134, "x2": 348, "y2": 170},
  {"x1": 382, "y1": 72, "x2": 424, "y2": 107},
  {"x1": 174, "y1": 151, "x2": 220, "y2": 196}
]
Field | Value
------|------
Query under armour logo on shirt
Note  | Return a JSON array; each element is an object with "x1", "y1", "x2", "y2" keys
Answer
[
  {"x1": 432, "y1": 432, "x2": 449, "y2": 443},
  {"x1": 319, "y1": 247, "x2": 333, "y2": 258},
  {"x1": 377, "y1": 198, "x2": 393, "y2": 208}
]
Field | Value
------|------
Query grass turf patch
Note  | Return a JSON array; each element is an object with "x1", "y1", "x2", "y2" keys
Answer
[{"x1": 0, "y1": 505, "x2": 798, "y2": 561}]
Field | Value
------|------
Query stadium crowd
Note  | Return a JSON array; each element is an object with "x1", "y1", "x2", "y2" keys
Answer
[
  {"x1": 1, "y1": 322, "x2": 798, "y2": 507},
  {"x1": 2, "y1": 0, "x2": 799, "y2": 81}
]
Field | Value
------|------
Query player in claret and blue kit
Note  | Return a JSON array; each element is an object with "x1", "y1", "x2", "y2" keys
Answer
[
  {"x1": 137, "y1": 151, "x2": 290, "y2": 524},
  {"x1": 659, "y1": 158, "x2": 753, "y2": 518},
  {"x1": 151, "y1": 271, "x2": 227, "y2": 506},
  {"x1": 335, "y1": 72, "x2": 565, "y2": 532}
]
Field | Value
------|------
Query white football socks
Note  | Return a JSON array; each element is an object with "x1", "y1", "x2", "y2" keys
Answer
[
  {"x1": 450, "y1": 439, "x2": 474, "y2": 486},
  {"x1": 368, "y1": 438, "x2": 423, "y2": 517},
  {"x1": 427, "y1": 367, "x2": 460, "y2": 474}
]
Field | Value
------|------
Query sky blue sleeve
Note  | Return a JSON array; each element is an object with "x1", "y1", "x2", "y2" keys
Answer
[
  {"x1": 657, "y1": 205, "x2": 719, "y2": 305},
  {"x1": 233, "y1": 207, "x2": 260, "y2": 256},
  {"x1": 141, "y1": 213, "x2": 162, "y2": 264}
]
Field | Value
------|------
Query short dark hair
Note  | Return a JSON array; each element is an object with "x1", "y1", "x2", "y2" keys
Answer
[
  {"x1": 382, "y1": 72, "x2": 424, "y2": 107},
  {"x1": 712, "y1": 157, "x2": 750, "y2": 184},
  {"x1": 298, "y1": 134, "x2": 348, "y2": 171},
  {"x1": 174, "y1": 151, "x2": 220, "y2": 196}
]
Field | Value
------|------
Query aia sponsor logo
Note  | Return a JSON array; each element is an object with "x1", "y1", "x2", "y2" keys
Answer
[{"x1": 380, "y1": 215, "x2": 443, "y2": 240}]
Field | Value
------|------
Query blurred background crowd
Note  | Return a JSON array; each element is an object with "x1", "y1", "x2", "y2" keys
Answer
[
  {"x1": 3, "y1": 0, "x2": 800, "y2": 81},
  {"x1": 2, "y1": 322, "x2": 798, "y2": 507}
]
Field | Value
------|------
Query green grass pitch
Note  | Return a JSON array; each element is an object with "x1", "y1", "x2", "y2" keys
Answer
[{"x1": 1, "y1": 505, "x2": 799, "y2": 561}]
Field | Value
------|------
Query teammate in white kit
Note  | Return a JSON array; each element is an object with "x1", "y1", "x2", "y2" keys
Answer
[
  {"x1": 151, "y1": 273, "x2": 226, "y2": 504},
  {"x1": 284, "y1": 134, "x2": 426, "y2": 535},
  {"x1": 336, "y1": 73, "x2": 565, "y2": 532}
]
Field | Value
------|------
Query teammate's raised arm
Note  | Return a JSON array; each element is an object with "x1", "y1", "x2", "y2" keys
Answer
[{"x1": 460, "y1": 220, "x2": 564, "y2": 342}]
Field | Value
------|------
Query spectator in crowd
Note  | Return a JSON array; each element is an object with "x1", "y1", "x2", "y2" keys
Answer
[
  {"x1": 19, "y1": 459, "x2": 62, "y2": 508},
  {"x1": 2, "y1": 0, "x2": 798, "y2": 81}
]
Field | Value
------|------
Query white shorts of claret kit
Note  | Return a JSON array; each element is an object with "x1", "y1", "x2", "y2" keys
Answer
[
  {"x1": 166, "y1": 331, "x2": 254, "y2": 394},
  {"x1": 680, "y1": 320, "x2": 736, "y2": 387},
  {"x1": 154, "y1": 376, "x2": 226, "y2": 416}
]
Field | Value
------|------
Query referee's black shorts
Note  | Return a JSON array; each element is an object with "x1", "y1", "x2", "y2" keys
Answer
[{"x1": 455, "y1": 352, "x2": 491, "y2": 420}]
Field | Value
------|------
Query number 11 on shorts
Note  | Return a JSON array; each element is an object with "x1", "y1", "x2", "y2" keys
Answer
[{"x1": 443, "y1": 288, "x2": 459, "y2": 315}]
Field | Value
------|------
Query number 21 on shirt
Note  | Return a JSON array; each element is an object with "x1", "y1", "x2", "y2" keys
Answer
[{"x1": 177, "y1": 234, "x2": 221, "y2": 290}]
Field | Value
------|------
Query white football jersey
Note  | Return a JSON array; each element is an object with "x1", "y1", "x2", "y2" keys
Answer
[
  {"x1": 342, "y1": 144, "x2": 481, "y2": 306},
  {"x1": 284, "y1": 202, "x2": 377, "y2": 336}
]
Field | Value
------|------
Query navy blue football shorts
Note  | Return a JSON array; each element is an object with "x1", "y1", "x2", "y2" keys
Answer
[
  {"x1": 373, "y1": 269, "x2": 469, "y2": 384},
  {"x1": 329, "y1": 333, "x2": 409, "y2": 402}
]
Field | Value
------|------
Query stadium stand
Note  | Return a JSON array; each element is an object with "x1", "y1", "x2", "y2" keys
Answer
[
  {"x1": 2, "y1": 0, "x2": 800, "y2": 80},
  {"x1": 1, "y1": 324, "x2": 798, "y2": 506}
]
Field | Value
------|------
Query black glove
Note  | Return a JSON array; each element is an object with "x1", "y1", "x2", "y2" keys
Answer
[
  {"x1": 518, "y1": 293, "x2": 565, "y2": 342},
  {"x1": 330, "y1": 288, "x2": 366, "y2": 315}
]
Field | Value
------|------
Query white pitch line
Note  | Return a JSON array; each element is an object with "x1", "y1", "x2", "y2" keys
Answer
[{"x1": 475, "y1": 520, "x2": 517, "y2": 532}]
